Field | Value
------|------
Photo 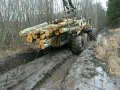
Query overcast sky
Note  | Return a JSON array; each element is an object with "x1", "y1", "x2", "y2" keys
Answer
[
  {"x1": 99, "y1": 0, "x2": 108, "y2": 9},
  {"x1": 54, "y1": 0, "x2": 108, "y2": 13}
]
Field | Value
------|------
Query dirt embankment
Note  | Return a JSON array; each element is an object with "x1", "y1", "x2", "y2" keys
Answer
[
  {"x1": 0, "y1": 49, "x2": 45, "y2": 74},
  {"x1": 96, "y1": 28, "x2": 120, "y2": 76}
]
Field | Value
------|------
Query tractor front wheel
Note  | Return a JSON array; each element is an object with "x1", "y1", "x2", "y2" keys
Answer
[{"x1": 88, "y1": 29, "x2": 96, "y2": 41}]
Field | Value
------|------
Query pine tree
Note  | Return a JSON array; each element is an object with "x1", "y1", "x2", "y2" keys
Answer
[{"x1": 107, "y1": 0, "x2": 120, "y2": 26}]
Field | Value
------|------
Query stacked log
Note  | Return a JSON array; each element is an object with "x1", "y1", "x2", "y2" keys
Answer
[
  {"x1": 19, "y1": 22, "x2": 48, "y2": 36},
  {"x1": 19, "y1": 17, "x2": 88, "y2": 49}
]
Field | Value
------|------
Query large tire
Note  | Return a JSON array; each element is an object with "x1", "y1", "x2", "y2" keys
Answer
[
  {"x1": 82, "y1": 33, "x2": 90, "y2": 50},
  {"x1": 88, "y1": 29, "x2": 96, "y2": 41},
  {"x1": 71, "y1": 36, "x2": 83, "y2": 54}
]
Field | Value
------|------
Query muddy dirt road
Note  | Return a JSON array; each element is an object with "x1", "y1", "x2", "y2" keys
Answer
[{"x1": 0, "y1": 29, "x2": 120, "y2": 90}]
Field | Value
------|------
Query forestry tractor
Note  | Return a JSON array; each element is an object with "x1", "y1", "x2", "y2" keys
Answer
[{"x1": 19, "y1": 0, "x2": 96, "y2": 54}]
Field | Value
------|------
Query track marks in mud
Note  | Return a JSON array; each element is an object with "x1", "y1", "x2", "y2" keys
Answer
[
  {"x1": 0, "y1": 50, "x2": 72, "y2": 90},
  {"x1": 61, "y1": 44, "x2": 96, "y2": 90},
  {"x1": 34, "y1": 55, "x2": 77, "y2": 90}
]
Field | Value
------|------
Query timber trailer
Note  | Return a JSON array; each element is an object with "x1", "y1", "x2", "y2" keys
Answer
[{"x1": 19, "y1": 0, "x2": 96, "y2": 54}]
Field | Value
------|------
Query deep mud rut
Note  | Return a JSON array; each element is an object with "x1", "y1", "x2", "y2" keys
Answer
[
  {"x1": 33, "y1": 55, "x2": 77, "y2": 90},
  {"x1": 0, "y1": 30, "x2": 120, "y2": 90}
]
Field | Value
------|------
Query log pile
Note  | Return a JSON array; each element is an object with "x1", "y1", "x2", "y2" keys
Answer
[{"x1": 19, "y1": 17, "x2": 88, "y2": 49}]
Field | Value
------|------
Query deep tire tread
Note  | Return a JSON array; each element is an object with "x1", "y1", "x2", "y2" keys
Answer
[
  {"x1": 71, "y1": 36, "x2": 83, "y2": 54},
  {"x1": 88, "y1": 29, "x2": 96, "y2": 41}
]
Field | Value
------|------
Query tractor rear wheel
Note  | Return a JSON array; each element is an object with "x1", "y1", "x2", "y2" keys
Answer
[{"x1": 71, "y1": 36, "x2": 83, "y2": 54}]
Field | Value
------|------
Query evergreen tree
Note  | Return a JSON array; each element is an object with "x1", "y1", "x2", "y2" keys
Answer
[{"x1": 107, "y1": 0, "x2": 120, "y2": 26}]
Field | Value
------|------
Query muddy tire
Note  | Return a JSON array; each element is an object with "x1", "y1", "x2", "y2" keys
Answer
[
  {"x1": 88, "y1": 29, "x2": 96, "y2": 41},
  {"x1": 82, "y1": 33, "x2": 90, "y2": 50},
  {"x1": 71, "y1": 36, "x2": 83, "y2": 54}
]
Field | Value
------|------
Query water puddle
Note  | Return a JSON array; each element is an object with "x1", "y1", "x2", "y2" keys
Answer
[
  {"x1": 97, "y1": 34, "x2": 103, "y2": 44},
  {"x1": 83, "y1": 67, "x2": 120, "y2": 90}
]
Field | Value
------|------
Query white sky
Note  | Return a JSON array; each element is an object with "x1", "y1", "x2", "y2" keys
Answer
[
  {"x1": 99, "y1": 0, "x2": 108, "y2": 9},
  {"x1": 55, "y1": 0, "x2": 108, "y2": 12}
]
